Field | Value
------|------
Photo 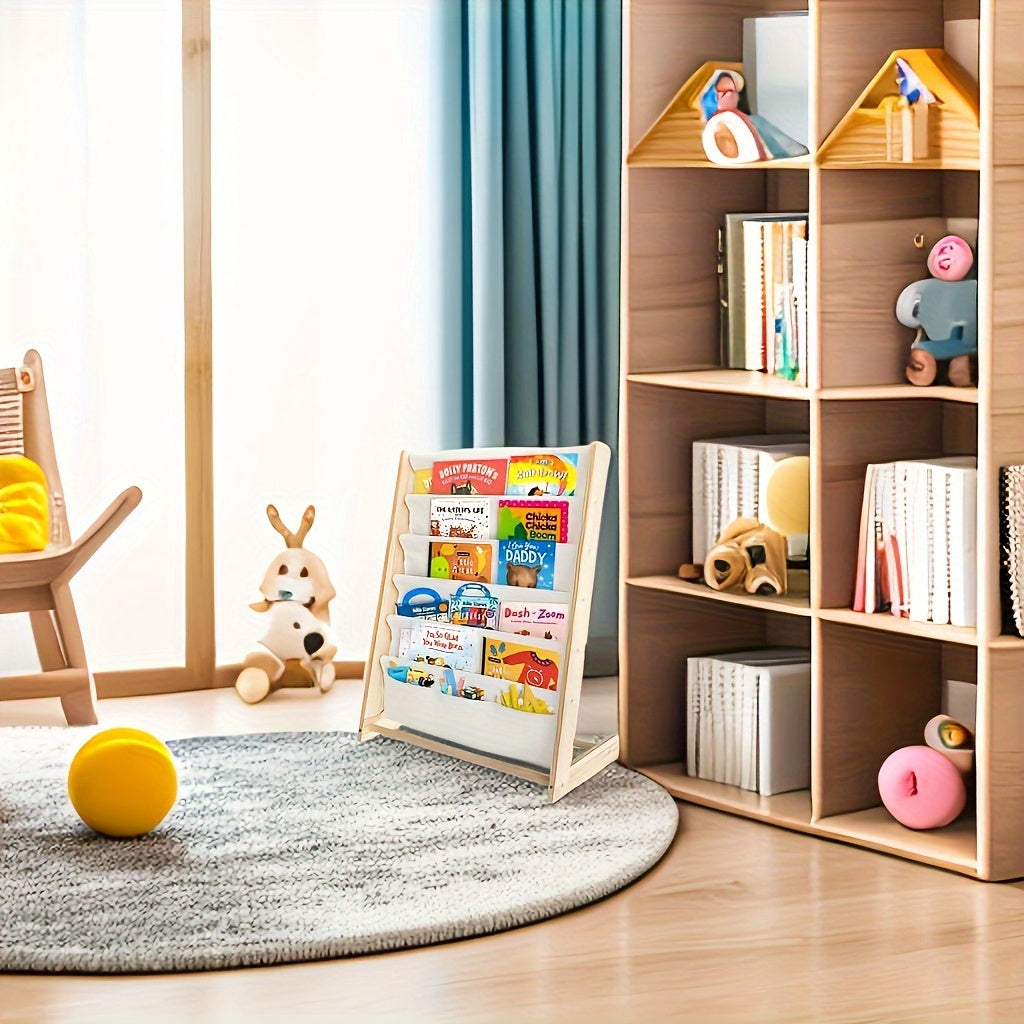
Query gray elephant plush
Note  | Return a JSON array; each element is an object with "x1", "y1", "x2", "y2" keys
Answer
[{"x1": 896, "y1": 234, "x2": 978, "y2": 387}]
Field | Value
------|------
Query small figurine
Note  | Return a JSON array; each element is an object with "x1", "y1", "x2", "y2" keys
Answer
[
  {"x1": 897, "y1": 234, "x2": 978, "y2": 387},
  {"x1": 699, "y1": 68, "x2": 808, "y2": 165},
  {"x1": 678, "y1": 516, "x2": 789, "y2": 596},
  {"x1": 235, "y1": 504, "x2": 339, "y2": 704}
]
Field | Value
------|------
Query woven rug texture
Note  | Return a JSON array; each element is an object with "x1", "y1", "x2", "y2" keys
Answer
[{"x1": 0, "y1": 729, "x2": 678, "y2": 973}]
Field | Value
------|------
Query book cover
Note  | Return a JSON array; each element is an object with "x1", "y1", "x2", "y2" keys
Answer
[
  {"x1": 396, "y1": 621, "x2": 483, "y2": 673},
  {"x1": 497, "y1": 499, "x2": 569, "y2": 542},
  {"x1": 395, "y1": 585, "x2": 450, "y2": 621},
  {"x1": 429, "y1": 541, "x2": 493, "y2": 583},
  {"x1": 448, "y1": 583, "x2": 500, "y2": 630},
  {"x1": 498, "y1": 600, "x2": 569, "y2": 642},
  {"x1": 505, "y1": 453, "x2": 579, "y2": 496},
  {"x1": 430, "y1": 458, "x2": 508, "y2": 495},
  {"x1": 430, "y1": 497, "x2": 492, "y2": 539},
  {"x1": 411, "y1": 468, "x2": 432, "y2": 494},
  {"x1": 483, "y1": 635, "x2": 561, "y2": 690},
  {"x1": 498, "y1": 538, "x2": 556, "y2": 590}
]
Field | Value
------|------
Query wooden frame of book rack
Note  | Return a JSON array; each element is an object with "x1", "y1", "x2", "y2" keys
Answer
[
  {"x1": 359, "y1": 442, "x2": 616, "y2": 803},
  {"x1": 620, "y1": 0, "x2": 1024, "y2": 880}
]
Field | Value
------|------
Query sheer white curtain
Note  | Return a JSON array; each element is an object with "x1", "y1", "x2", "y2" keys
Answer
[
  {"x1": 211, "y1": 0, "x2": 458, "y2": 662},
  {"x1": 0, "y1": 0, "x2": 185, "y2": 672}
]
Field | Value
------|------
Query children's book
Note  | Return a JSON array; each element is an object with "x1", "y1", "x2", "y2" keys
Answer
[
  {"x1": 430, "y1": 458, "x2": 508, "y2": 495},
  {"x1": 505, "y1": 453, "x2": 579, "y2": 496},
  {"x1": 498, "y1": 600, "x2": 570, "y2": 643},
  {"x1": 497, "y1": 499, "x2": 569, "y2": 542},
  {"x1": 394, "y1": 619, "x2": 483, "y2": 673},
  {"x1": 498, "y1": 538, "x2": 556, "y2": 590},
  {"x1": 395, "y1": 585, "x2": 450, "y2": 621},
  {"x1": 412, "y1": 468, "x2": 432, "y2": 494},
  {"x1": 429, "y1": 541, "x2": 494, "y2": 583},
  {"x1": 430, "y1": 497, "x2": 492, "y2": 539},
  {"x1": 482, "y1": 635, "x2": 561, "y2": 690},
  {"x1": 448, "y1": 583, "x2": 500, "y2": 630}
]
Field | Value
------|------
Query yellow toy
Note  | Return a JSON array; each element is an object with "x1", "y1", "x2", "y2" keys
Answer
[
  {"x1": 67, "y1": 728, "x2": 178, "y2": 837},
  {"x1": 0, "y1": 453, "x2": 49, "y2": 553}
]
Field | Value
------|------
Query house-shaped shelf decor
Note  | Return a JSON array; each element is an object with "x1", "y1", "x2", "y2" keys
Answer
[
  {"x1": 628, "y1": 60, "x2": 810, "y2": 169},
  {"x1": 818, "y1": 49, "x2": 979, "y2": 169}
]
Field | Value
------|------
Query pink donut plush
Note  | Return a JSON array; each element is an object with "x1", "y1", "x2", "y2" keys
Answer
[{"x1": 877, "y1": 745, "x2": 967, "y2": 830}]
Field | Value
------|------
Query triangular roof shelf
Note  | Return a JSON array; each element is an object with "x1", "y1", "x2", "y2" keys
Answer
[
  {"x1": 627, "y1": 60, "x2": 809, "y2": 168},
  {"x1": 818, "y1": 48, "x2": 979, "y2": 169}
]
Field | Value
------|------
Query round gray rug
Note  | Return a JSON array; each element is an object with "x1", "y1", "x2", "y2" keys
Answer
[{"x1": 0, "y1": 729, "x2": 678, "y2": 973}]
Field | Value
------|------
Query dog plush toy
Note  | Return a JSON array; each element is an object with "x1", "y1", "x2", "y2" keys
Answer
[{"x1": 235, "y1": 504, "x2": 339, "y2": 704}]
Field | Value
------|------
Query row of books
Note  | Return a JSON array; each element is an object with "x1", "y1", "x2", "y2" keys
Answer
[
  {"x1": 719, "y1": 212, "x2": 809, "y2": 383},
  {"x1": 686, "y1": 648, "x2": 811, "y2": 796},
  {"x1": 853, "y1": 456, "x2": 978, "y2": 627},
  {"x1": 692, "y1": 433, "x2": 809, "y2": 564}
]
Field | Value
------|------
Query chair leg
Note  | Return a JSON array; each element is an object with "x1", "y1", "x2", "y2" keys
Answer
[{"x1": 49, "y1": 586, "x2": 98, "y2": 726}]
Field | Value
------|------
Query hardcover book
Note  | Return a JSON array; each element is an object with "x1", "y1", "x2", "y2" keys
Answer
[
  {"x1": 396, "y1": 620, "x2": 483, "y2": 673},
  {"x1": 497, "y1": 499, "x2": 569, "y2": 542},
  {"x1": 482, "y1": 635, "x2": 561, "y2": 690},
  {"x1": 505, "y1": 453, "x2": 579, "y2": 496},
  {"x1": 429, "y1": 541, "x2": 494, "y2": 583},
  {"x1": 430, "y1": 497, "x2": 492, "y2": 539},
  {"x1": 430, "y1": 458, "x2": 507, "y2": 495},
  {"x1": 498, "y1": 600, "x2": 569, "y2": 643},
  {"x1": 498, "y1": 538, "x2": 555, "y2": 590}
]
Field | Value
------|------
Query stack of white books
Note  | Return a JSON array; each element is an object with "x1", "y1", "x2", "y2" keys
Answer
[
  {"x1": 685, "y1": 648, "x2": 811, "y2": 796},
  {"x1": 853, "y1": 456, "x2": 977, "y2": 627},
  {"x1": 692, "y1": 433, "x2": 809, "y2": 564}
]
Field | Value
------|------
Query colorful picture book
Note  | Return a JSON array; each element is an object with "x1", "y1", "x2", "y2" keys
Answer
[
  {"x1": 430, "y1": 458, "x2": 508, "y2": 495},
  {"x1": 448, "y1": 583, "x2": 500, "y2": 630},
  {"x1": 429, "y1": 541, "x2": 493, "y2": 583},
  {"x1": 395, "y1": 620, "x2": 483, "y2": 673},
  {"x1": 483, "y1": 635, "x2": 561, "y2": 690},
  {"x1": 497, "y1": 600, "x2": 569, "y2": 643},
  {"x1": 498, "y1": 538, "x2": 555, "y2": 590},
  {"x1": 395, "y1": 585, "x2": 450, "y2": 621},
  {"x1": 505, "y1": 453, "x2": 579, "y2": 496},
  {"x1": 497, "y1": 499, "x2": 569, "y2": 542},
  {"x1": 430, "y1": 497, "x2": 492, "y2": 539}
]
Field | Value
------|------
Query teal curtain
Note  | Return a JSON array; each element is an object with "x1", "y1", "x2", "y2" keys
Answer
[{"x1": 450, "y1": 0, "x2": 622, "y2": 675}]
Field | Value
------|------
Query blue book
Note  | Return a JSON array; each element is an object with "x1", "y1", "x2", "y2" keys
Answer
[{"x1": 498, "y1": 538, "x2": 556, "y2": 590}]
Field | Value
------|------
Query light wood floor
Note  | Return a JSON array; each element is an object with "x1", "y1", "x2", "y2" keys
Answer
[{"x1": 3, "y1": 680, "x2": 1024, "y2": 1024}]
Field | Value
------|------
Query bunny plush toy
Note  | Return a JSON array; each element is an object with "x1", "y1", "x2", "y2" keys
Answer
[{"x1": 235, "y1": 504, "x2": 339, "y2": 704}]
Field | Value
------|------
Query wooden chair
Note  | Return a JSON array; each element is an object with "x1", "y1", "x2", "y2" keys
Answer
[{"x1": 0, "y1": 350, "x2": 142, "y2": 725}]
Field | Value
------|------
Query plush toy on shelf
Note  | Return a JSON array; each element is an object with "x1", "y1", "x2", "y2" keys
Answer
[
  {"x1": 897, "y1": 233, "x2": 978, "y2": 388},
  {"x1": 235, "y1": 504, "x2": 338, "y2": 705},
  {"x1": 877, "y1": 713, "x2": 974, "y2": 830}
]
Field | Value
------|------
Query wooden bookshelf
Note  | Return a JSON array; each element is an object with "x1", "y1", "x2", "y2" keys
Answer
[{"x1": 620, "y1": 0, "x2": 1024, "y2": 880}]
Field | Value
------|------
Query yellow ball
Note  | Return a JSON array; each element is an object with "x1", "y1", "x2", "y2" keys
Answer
[{"x1": 67, "y1": 728, "x2": 178, "y2": 838}]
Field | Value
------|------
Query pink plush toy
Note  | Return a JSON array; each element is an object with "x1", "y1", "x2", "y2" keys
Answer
[{"x1": 877, "y1": 745, "x2": 967, "y2": 830}]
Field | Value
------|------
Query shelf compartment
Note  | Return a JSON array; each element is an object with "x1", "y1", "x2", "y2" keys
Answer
[
  {"x1": 817, "y1": 49, "x2": 979, "y2": 169},
  {"x1": 627, "y1": 573, "x2": 811, "y2": 617},
  {"x1": 816, "y1": 398, "x2": 977, "y2": 613},
  {"x1": 624, "y1": 383, "x2": 809, "y2": 578},
  {"x1": 620, "y1": 585, "x2": 810, "y2": 768},
  {"x1": 625, "y1": 168, "x2": 808, "y2": 375},
  {"x1": 817, "y1": 170, "x2": 979, "y2": 390},
  {"x1": 816, "y1": 621, "x2": 977, "y2": 828},
  {"x1": 627, "y1": 369, "x2": 811, "y2": 401}
]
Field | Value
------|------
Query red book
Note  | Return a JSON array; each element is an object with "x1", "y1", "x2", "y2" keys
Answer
[{"x1": 430, "y1": 458, "x2": 508, "y2": 495}]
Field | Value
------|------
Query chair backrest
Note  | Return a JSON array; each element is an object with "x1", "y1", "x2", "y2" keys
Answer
[{"x1": 0, "y1": 350, "x2": 70, "y2": 548}]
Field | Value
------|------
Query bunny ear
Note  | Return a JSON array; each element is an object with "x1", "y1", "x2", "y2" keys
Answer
[
  {"x1": 293, "y1": 505, "x2": 316, "y2": 547},
  {"x1": 266, "y1": 504, "x2": 295, "y2": 546}
]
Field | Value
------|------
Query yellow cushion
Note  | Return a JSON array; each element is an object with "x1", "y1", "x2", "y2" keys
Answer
[
  {"x1": 0, "y1": 454, "x2": 49, "y2": 553},
  {"x1": 67, "y1": 728, "x2": 178, "y2": 838}
]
